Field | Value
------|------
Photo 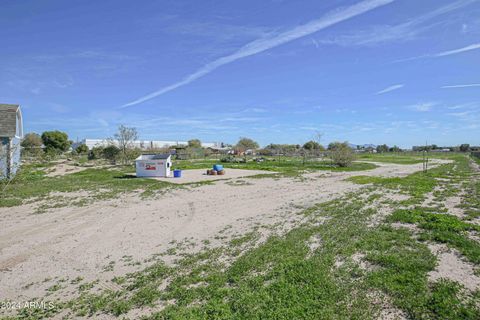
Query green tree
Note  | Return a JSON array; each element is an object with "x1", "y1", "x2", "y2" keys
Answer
[
  {"x1": 376, "y1": 144, "x2": 389, "y2": 153},
  {"x1": 235, "y1": 137, "x2": 259, "y2": 151},
  {"x1": 41, "y1": 130, "x2": 70, "y2": 153},
  {"x1": 21, "y1": 133, "x2": 43, "y2": 155},
  {"x1": 329, "y1": 142, "x2": 355, "y2": 167},
  {"x1": 459, "y1": 144, "x2": 470, "y2": 152},
  {"x1": 75, "y1": 144, "x2": 89, "y2": 154},
  {"x1": 188, "y1": 139, "x2": 202, "y2": 148},
  {"x1": 389, "y1": 145, "x2": 401, "y2": 152},
  {"x1": 303, "y1": 140, "x2": 321, "y2": 150},
  {"x1": 103, "y1": 145, "x2": 120, "y2": 162},
  {"x1": 328, "y1": 141, "x2": 347, "y2": 151}
]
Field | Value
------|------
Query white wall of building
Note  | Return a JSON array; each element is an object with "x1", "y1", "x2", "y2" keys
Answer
[
  {"x1": 75, "y1": 139, "x2": 220, "y2": 150},
  {"x1": 135, "y1": 155, "x2": 172, "y2": 177}
]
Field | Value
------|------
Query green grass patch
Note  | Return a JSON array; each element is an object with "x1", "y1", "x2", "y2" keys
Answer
[
  {"x1": 389, "y1": 208, "x2": 480, "y2": 264},
  {"x1": 357, "y1": 153, "x2": 424, "y2": 164},
  {"x1": 174, "y1": 158, "x2": 377, "y2": 177},
  {"x1": 56, "y1": 190, "x2": 479, "y2": 319},
  {"x1": 348, "y1": 155, "x2": 471, "y2": 200},
  {"x1": 461, "y1": 180, "x2": 480, "y2": 220},
  {"x1": 347, "y1": 173, "x2": 437, "y2": 199},
  {"x1": 360, "y1": 225, "x2": 479, "y2": 319},
  {"x1": 0, "y1": 164, "x2": 174, "y2": 208},
  {"x1": 0, "y1": 158, "x2": 376, "y2": 208}
]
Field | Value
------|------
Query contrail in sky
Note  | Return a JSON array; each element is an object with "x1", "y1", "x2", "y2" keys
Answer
[
  {"x1": 442, "y1": 83, "x2": 480, "y2": 88},
  {"x1": 121, "y1": 0, "x2": 395, "y2": 108},
  {"x1": 376, "y1": 84, "x2": 404, "y2": 95},
  {"x1": 435, "y1": 43, "x2": 480, "y2": 57}
]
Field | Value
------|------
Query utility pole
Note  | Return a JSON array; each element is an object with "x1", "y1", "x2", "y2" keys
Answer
[
  {"x1": 423, "y1": 140, "x2": 429, "y2": 173},
  {"x1": 426, "y1": 141, "x2": 429, "y2": 173}
]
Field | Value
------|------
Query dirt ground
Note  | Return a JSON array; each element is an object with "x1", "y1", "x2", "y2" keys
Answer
[
  {"x1": 0, "y1": 160, "x2": 450, "y2": 302},
  {"x1": 45, "y1": 161, "x2": 89, "y2": 177},
  {"x1": 145, "y1": 168, "x2": 275, "y2": 184}
]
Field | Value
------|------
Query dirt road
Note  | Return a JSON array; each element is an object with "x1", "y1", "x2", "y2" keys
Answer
[{"x1": 0, "y1": 161, "x2": 445, "y2": 301}]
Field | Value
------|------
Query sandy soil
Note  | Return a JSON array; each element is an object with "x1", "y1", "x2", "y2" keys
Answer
[
  {"x1": 145, "y1": 168, "x2": 275, "y2": 184},
  {"x1": 45, "y1": 162, "x2": 88, "y2": 177},
  {"x1": 0, "y1": 160, "x2": 449, "y2": 303},
  {"x1": 428, "y1": 244, "x2": 480, "y2": 291}
]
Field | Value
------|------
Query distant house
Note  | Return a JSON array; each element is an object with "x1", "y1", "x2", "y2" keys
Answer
[
  {"x1": 206, "y1": 146, "x2": 233, "y2": 155},
  {"x1": 0, "y1": 104, "x2": 23, "y2": 179}
]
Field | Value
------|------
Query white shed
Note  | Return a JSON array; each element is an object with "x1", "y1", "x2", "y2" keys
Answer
[{"x1": 135, "y1": 154, "x2": 172, "y2": 177}]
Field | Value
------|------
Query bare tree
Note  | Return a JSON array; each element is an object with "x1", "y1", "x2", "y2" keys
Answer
[
  {"x1": 113, "y1": 125, "x2": 138, "y2": 164},
  {"x1": 302, "y1": 131, "x2": 324, "y2": 165},
  {"x1": 313, "y1": 131, "x2": 324, "y2": 157}
]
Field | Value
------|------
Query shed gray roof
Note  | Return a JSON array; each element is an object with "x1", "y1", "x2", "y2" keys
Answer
[
  {"x1": 150, "y1": 154, "x2": 171, "y2": 160},
  {"x1": 0, "y1": 104, "x2": 20, "y2": 137},
  {"x1": 136, "y1": 154, "x2": 171, "y2": 160}
]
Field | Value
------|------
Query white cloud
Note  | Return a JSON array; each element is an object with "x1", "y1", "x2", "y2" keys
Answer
[
  {"x1": 376, "y1": 84, "x2": 404, "y2": 94},
  {"x1": 446, "y1": 109, "x2": 480, "y2": 128},
  {"x1": 121, "y1": 0, "x2": 395, "y2": 108},
  {"x1": 31, "y1": 87, "x2": 41, "y2": 95},
  {"x1": 242, "y1": 107, "x2": 267, "y2": 113},
  {"x1": 441, "y1": 83, "x2": 480, "y2": 88},
  {"x1": 447, "y1": 111, "x2": 473, "y2": 117},
  {"x1": 315, "y1": 0, "x2": 476, "y2": 46},
  {"x1": 408, "y1": 102, "x2": 436, "y2": 112}
]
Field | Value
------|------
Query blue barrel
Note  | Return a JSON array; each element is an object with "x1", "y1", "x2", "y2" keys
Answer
[
  {"x1": 213, "y1": 164, "x2": 223, "y2": 172},
  {"x1": 173, "y1": 169, "x2": 182, "y2": 178}
]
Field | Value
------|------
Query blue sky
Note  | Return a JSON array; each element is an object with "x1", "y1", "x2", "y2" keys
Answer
[{"x1": 1, "y1": 0, "x2": 479, "y2": 148}]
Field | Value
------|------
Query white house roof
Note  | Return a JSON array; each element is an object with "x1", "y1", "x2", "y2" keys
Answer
[{"x1": 0, "y1": 104, "x2": 22, "y2": 138}]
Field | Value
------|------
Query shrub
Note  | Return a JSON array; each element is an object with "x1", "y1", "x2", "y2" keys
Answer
[
  {"x1": 188, "y1": 139, "x2": 202, "y2": 148},
  {"x1": 88, "y1": 146, "x2": 104, "y2": 160},
  {"x1": 220, "y1": 155, "x2": 246, "y2": 163},
  {"x1": 303, "y1": 140, "x2": 323, "y2": 151},
  {"x1": 329, "y1": 142, "x2": 355, "y2": 167},
  {"x1": 21, "y1": 133, "x2": 43, "y2": 156},
  {"x1": 75, "y1": 144, "x2": 89, "y2": 154},
  {"x1": 125, "y1": 148, "x2": 141, "y2": 163},
  {"x1": 103, "y1": 145, "x2": 121, "y2": 162}
]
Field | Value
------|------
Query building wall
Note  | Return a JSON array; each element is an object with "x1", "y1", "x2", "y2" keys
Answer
[
  {"x1": 10, "y1": 137, "x2": 21, "y2": 177},
  {"x1": 0, "y1": 137, "x2": 7, "y2": 179},
  {"x1": 135, "y1": 156, "x2": 172, "y2": 177},
  {"x1": 75, "y1": 139, "x2": 220, "y2": 150},
  {"x1": 0, "y1": 137, "x2": 21, "y2": 179}
]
